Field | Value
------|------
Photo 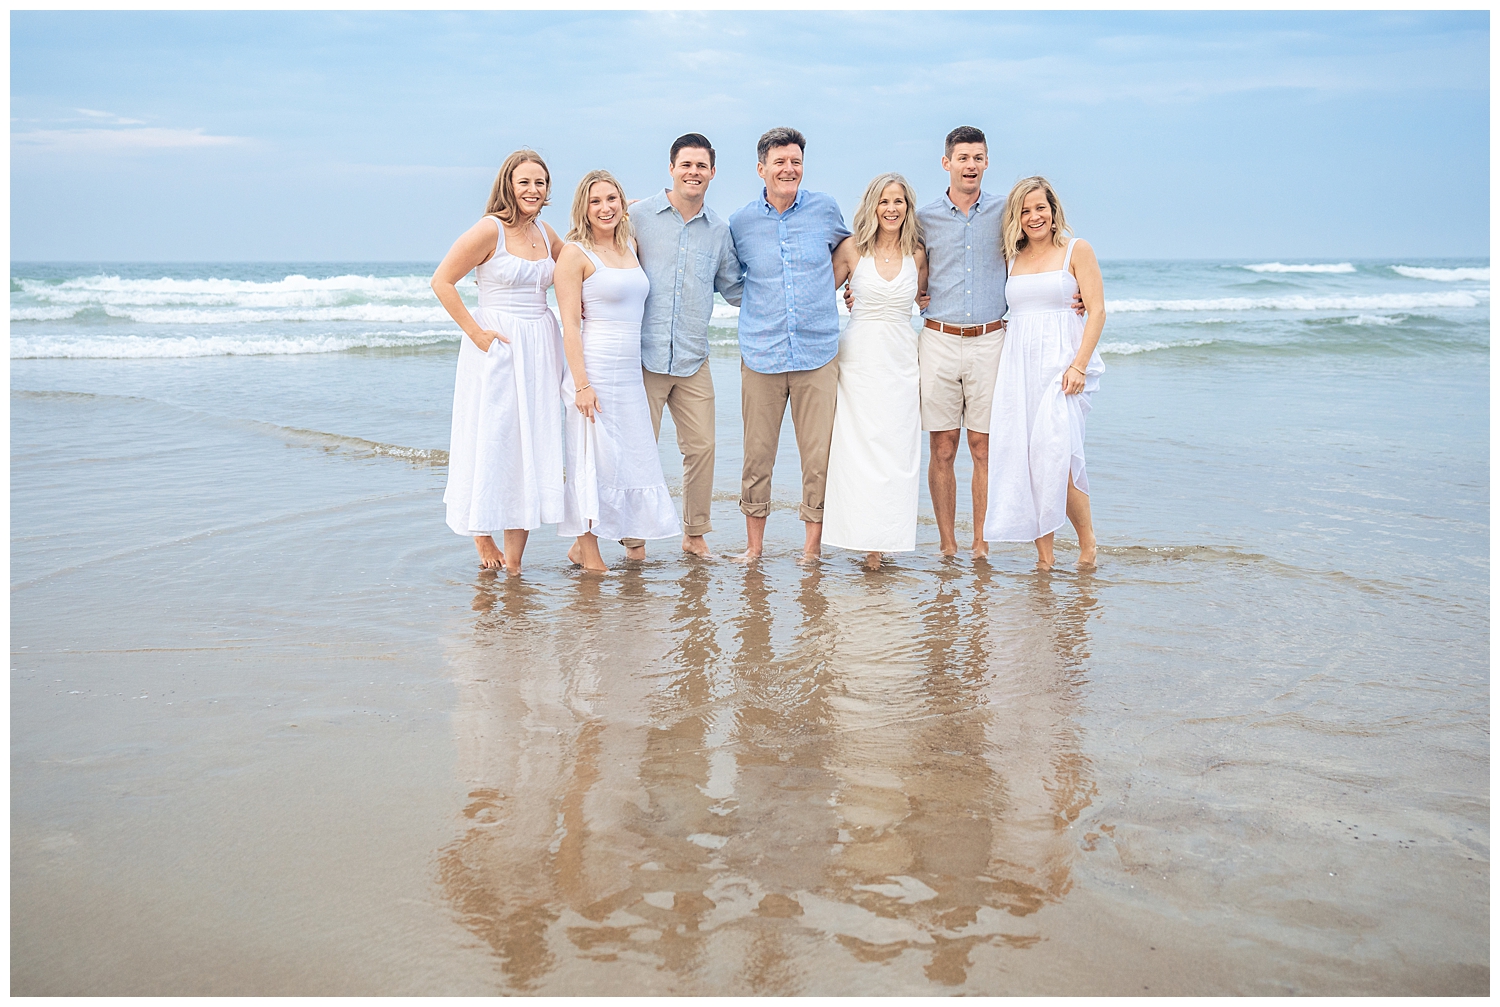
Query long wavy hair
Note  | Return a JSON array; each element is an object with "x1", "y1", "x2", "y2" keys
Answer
[
  {"x1": 485, "y1": 149, "x2": 551, "y2": 225},
  {"x1": 1001, "y1": 175, "x2": 1071, "y2": 262},
  {"x1": 565, "y1": 170, "x2": 634, "y2": 253},
  {"x1": 851, "y1": 172, "x2": 923, "y2": 259}
]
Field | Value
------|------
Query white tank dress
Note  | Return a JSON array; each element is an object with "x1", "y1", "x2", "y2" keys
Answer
[
  {"x1": 559, "y1": 244, "x2": 681, "y2": 542},
  {"x1": 984, "y1": 238, "x2": 1105, "y2": 542},
  {"x1": 823, "y1": 255, "x2": 921, "y2": 553},
  {"x1": 444, "y1": 217, "x2": 566, "y2": 536}
]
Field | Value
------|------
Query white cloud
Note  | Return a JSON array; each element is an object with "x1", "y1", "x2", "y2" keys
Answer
[
  {"x1": 13, "y1": 126, "x2": 249, "y2": 153},
  {"x1": 74, "y1": 107, "x2": 148, "y2": 125}
]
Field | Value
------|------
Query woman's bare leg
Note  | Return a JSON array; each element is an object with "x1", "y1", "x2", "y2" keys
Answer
[
  {"x1": 502, "y1": 529, "x2": 528, "y2": 575},
  {"x1": 474, "y1": 535, "x2": 503, "y2": 571},
  {"x1": 567, "y1": 532, "x2": 607, "y2": 573},
  {"x1": 865, "y1": 551, "x2": 882, "y2": 570},
  {"x1": 1034, "y1": 531, "x2": 1055, "y2": 571},
  {"x1": 1066, "y1": 474, "x2": 1096, "y2": 568}
]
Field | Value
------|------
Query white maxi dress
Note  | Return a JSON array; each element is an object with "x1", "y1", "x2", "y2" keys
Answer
[
  {"x1": 823, "y1": 255, "x2": 921, "y2": 553},
  {"x1": 984, "y1": 238, "x2": 1105, "y2": 542},
  {"x1": 444, "y1": 217, "x2": 566, "y2": 536},
  {"x1": 559, "y1": 245, "x2": 681, "y2": 543}
]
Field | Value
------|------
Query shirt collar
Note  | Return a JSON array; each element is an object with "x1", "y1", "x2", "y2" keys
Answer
[
  {"x1": 657, "y1": 188, "x2": 707, "y2": 223},
  {"x1": 760, "y1": 186, "x2": 804, "y2": 216},
  {"x1": 943, "y1": 188, "x2": 985, "y2": 215}
]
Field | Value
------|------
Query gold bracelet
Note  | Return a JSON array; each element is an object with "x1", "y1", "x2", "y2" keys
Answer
[
  {"x1": 576, "y1": 383, "x2": 591, "y2": 393},
  {"x1": 1068, "y1": 364, "x2": 1086, "y2": 377}
]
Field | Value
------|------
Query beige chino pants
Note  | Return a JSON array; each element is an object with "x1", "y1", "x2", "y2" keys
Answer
[
  {"x1": 739, "y1": 357, "x2": 839, "y2": 523},
  {"x1": 620, "y1": 362, "x2": 716, "y2": 549}
]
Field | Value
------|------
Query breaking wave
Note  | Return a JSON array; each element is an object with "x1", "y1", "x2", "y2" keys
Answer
[{"x1": 1243, "y1": 262, "x2": 1356, "y2": 274}]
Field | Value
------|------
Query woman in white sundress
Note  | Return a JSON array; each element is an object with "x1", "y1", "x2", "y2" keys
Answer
[
  {"x1": 554, "y1": 169, "x2": 680, "y2": 572},
  {"x1": 984, "y1": 176, "x2": 1105, "y2": 571},
  {"x1": 432, "y1": 149, "x2": 568, "y2": 574},
  {"x1": 824, "y1": 173, "x2": 929, "y2": 570}
]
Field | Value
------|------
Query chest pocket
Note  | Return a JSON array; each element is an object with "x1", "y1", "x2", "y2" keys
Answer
[{"x1": 693, "y1": 250, "x2": 717, "y2": 282}]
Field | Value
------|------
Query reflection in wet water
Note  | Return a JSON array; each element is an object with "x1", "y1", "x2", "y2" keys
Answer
[{"x1": 442, "y1": 560, "x2": 1100, "y2": 992}]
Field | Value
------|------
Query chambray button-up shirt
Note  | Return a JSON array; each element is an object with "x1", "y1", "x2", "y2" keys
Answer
[
  {"x1": 728, "y1": 187, "x2": 851, "y2": 374},
  {"x1": 917, "y1": 188, "x2": 1007, "y2": 326},
  {"x1": 634, "y1": 189, "x2": 743, "y2": 377}
]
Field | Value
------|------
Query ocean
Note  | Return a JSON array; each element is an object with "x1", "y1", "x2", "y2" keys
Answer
[{"x1": 11, "y1": 256, "x2": 1488, "y2": 993}]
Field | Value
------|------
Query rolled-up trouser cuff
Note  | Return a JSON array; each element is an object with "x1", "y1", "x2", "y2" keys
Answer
[
  {"x1": 619, "y1": 537, "x2": 645, "y2": 549},
  {"x1": 739, "y1": 498, "x2": 771, "y2": 519},
  {"x1": 682, "y1": 520, "x2": 713, "y2": 536},
  {"x1": 798, "y1": 504, "x2": 823, "y2": 523}
]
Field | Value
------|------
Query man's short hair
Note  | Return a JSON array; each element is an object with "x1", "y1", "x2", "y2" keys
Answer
[
  {"x1": 944, "y1": 126, "x2": 987, "y2": 157},
  {"x1": 757, "y1": 127, "x2": 807, "y2": 164},
  {"x1": 669, "y1": 132, "x2": 716, "y2": 168}
]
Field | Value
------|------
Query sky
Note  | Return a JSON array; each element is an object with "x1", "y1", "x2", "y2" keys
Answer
[{"x1": 10, "y1": 11, "x2": 1490, "y2": 262}]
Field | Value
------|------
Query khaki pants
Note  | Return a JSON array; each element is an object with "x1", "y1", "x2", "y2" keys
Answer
[
  {"x1": 739, "y1": 357, "x2": 839, "y2": 523},
  {"x1": 620, "y1": 362, "x2": 715, "y2": 548}
]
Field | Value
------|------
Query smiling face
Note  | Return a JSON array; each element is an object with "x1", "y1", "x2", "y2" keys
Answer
[
  {"x1": 1018, "y1": 186, "x2": 1054, "y2": 247},
  {"x1": 875, "y1": 181, "x2": 908, "y2": 236},
  {"x1": 669, "y1": 146, "x2": 716, "y2": 200},
  {"x1": 756, "y1": 143, "x2": 804, "y2": 204},
  {"x1": 586, "y1": 179, "x2": 623, "y2": 238},
  {"x1": 510, "y1": 161, "x2": 549, "y2": 220},
  {"x1": 942, "y1": 142, "x2": 988, "y2": 200}
]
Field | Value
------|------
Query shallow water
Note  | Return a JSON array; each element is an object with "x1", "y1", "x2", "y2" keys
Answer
[{"x1": 11, "y1": 258, "x2": 1488, "y2": 993}]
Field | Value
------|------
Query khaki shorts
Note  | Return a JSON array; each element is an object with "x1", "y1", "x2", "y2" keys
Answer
[{"x1": 919, "y1": 325, "x2": 1005, "y2": 433}]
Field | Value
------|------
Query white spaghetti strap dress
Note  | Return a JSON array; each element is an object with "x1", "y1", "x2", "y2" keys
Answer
[
  {"x1": 559, "y1": 244, "x2": 680, "y2": 543},
  {"x1": 984, "y1": 238, "x2": 1105, "y2": 542},
  {"x1": 444, "y1": 217, "x2": 566, "y2": 536}
]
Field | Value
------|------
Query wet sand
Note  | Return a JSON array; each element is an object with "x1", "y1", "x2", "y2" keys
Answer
[{"x1": 11, "y1": 342, "x2": 1488, "y2": 994}]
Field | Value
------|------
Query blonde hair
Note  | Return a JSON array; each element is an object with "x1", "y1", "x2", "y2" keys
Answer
[
  {"x1": 851, "y1": 173, "x2": 923, "y2": 259},
  {"x1": 485, "y1": 150, "x2": 551, "y2": 225},
  {"x1": 566, "y1": 170, "x2": 634, "y2": 253},
  {"x1": 1002, "y1": 175, "x2": 1071, "y2": 262}
]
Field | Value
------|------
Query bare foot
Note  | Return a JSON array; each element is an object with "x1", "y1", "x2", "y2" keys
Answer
[
  {"x1": 570, "y1": 535, "x2": 608, "y2": 573},
  {"x1": 938, "y1": 542, "x2": 958, "y2": 558},
  {"x1": 1077, "y1": 545, "x2": 1097, "y2": 571},
  {"x1": 1035, "y1": 559, "x2": 1053, "y2": 573},
  {"x1": 624, "y1": 544, "x2": 646, "y2": 561},
  {"x1": 796, "y1": 549, "x2": 821, "y2": 567},
  {"x1": 474, "y1": 535, "x2": 503, "y2": 571},
  {"x1": 971, "y1": 540, "x2": 989, "y2": 560},
  {"x1": 732, "y1": 548, "x2": 762, "y2": 565},
  {"x1": 864, "y1": 551, "x2": 882, "y2": 570},
  {"x1": 682, "y1": 535, "x2": 712, "y2": 558}
]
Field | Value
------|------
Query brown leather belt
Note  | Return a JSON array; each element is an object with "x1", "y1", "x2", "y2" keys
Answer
[{"x1": 924, "y1": 318, "x2": 1005, "y2": 338}]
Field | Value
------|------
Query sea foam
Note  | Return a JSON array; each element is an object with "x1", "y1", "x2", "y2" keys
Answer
[
  {"x1": 10, "y1": 330, "x2": 458, "y2": 359},
  {"x1": 15, "y1": 273, "x2": 437, "y2": 309},
  {"x1": 1243, "y1": 262, "x2": 1356, "y2": 274},
  {"x1": 1392, "y1": 266, "x2": 1490, "y2": 282},
  {"x1": 1099, "y1": 338, "x2": 1215, "y2": 355},
  {"x1": 1108, "y1": 292, "x2": 1486, "y2": 313}
]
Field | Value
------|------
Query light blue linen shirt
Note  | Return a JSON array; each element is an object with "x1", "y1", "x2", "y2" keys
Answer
[
  {"x1": 728, "y1": 188, "x2": 851, "y2": 374},
  {"x1": 917, "y1": 188, "x2": 1008, "y2": 326},
  {"x1": 633, "y1": 189, "x2": 743, "y2": 377}
]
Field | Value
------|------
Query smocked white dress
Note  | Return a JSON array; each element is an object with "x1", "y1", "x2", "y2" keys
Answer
[
  {"x1": 444, "y1": 217, "x2": 566, "y2": 536},
  {"x1": 984, "y1": 238, "x2": 1105, "y2": 542},
  {"x1": 559, "y1": 244, "x2": 681, "y2": 542},
  {"x1": 823, "y1": 255, "x2": 921, "y2": 553}
]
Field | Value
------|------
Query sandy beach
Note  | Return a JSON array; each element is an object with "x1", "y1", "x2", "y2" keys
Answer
[{"x1": 10, "y1": 259, "x2": 1488, "y2": 994}]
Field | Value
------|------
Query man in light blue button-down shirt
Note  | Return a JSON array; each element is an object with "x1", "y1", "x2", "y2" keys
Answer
[
  {"x1": 728, "y1": 127, "x2": 853, "y2": 562},
  {"x1": 915, "y1": 126, "x2": 1006, "y2": 560},
  {"x1": 620, "y1": 133, "x2": 742, "y2": 560}
]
